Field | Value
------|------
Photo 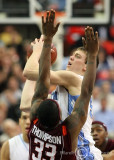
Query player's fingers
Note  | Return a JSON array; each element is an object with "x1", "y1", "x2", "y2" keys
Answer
[
  {"x1": 42, "y1": 15, "x2": 45, "y2": 24},
  {"x1": 86, "y1": 26, "x2": 91, "y2": 40},
  {"x1": 82, "y1": 37, "x2": 86, "y2": 48},
  {"x1": 46, "y1": 11, "x2": 49, "y2": 22},
  {"x1": 55, "y1": 22, "x2": 60, "y2": 31},
  {"x1": 31, "y1": 42, "x2": 34, "y2": 46},
  {"x1": 85, "y1": 27, "x2": 88, "y2": 39},
  {"x1": 90, "y1": 27, "x2": 94, "y2": 40},
  {"x1": 95, "y1": 31, "x2": 98, "y2": 41},
  {"x1": 35, "y1": 38, "x2": 38, "y2": 43},
  {"x1": 49, "y1": 9, "x2": 55, "y2": 22},
  {"x1": 51, "y1": 9, "x2": 55, "y2": 22},
  {"x1": 39, "y1": 35, "x2": 44, "y2": 42},
  {"x1": 53, "y1": 10, "x2": 55, "y2": 21}
]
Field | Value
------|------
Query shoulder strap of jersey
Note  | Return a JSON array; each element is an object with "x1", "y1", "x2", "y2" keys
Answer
[
  {"x1": 33, "y1": 118, "x2": 38, "y2": 124},
  {"x1": 62, "y1": 125, "x2": 67, "y2": 136}
]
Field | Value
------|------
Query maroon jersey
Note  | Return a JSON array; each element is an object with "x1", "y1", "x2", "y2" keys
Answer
[
  {"x1": 28, "y1": 118, "x2": 76, "y2": 160},
  {"x1": 104, "y1": 139, "x2": 114, "y2": 153}
]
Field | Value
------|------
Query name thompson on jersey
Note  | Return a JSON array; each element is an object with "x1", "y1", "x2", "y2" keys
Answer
[{"x1": 31, "y1": 125, "x2": 62, "y2": 145}]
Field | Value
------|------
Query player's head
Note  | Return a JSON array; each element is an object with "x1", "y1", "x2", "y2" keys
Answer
[
  {"x1": 36, "y1": 99, "x2": 61, "y2": 130},
  {"x1": 66, "y1": 47, "x2": 87, "y2": 75},
  {"x1": 66, "y1": 46, "x2": 99, "y2": 75},
  {"x1": 19, "y1": 111, "x2": 30, "y2": 137},
  {"x1": 91, "y1": 121, "x2": 108, "y2": 148}
]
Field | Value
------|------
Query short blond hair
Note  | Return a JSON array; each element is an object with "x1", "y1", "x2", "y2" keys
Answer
[{"x1": 70, "y1": 46, "x2": 87, "y2": 63}]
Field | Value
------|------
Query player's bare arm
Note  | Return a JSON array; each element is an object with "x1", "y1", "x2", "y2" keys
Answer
[
  {"x1": 64, "y1": 26, "x2": 99, "y2": 151},
  {"x1": 23, "y1": 35, "x2": 43, "y2": 80},
  {"x1": 30, "y1": 9, "x2": 60, "y2": 120},
  {"x1": 1, "y1": 140, "x2": 10, "y2": 160},
  {"x1": 50, "y1": 70, "x2": 82, "y2": 94},
  {"x1": 20, "y1": 79, "x2": 36, "y2": 111}
]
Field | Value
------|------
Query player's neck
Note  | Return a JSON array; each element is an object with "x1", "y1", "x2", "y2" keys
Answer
[
  {"x1": 98, "y1": 138, "x2": 108, "y2": 152},
  {"x1": 74, "y1": 70, "x2": 84, "y2": 77},
  {"x1": 72, "y1": 69, "x2": 84, "y2": 76},
  {"x1": 23, "y1": 134, "x2": 29, "y2": 143}
]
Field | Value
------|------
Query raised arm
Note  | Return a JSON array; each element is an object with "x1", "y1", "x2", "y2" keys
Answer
[
  {"x1": 23, "y1": 35, "x2": 43, "y2": 81},
  {"x1": 65, "y1": 26, "x2": 99, "y2": 138},
  {"x1": 30, "y1": 10, "x2": 60, "y2": 120},
  {"x1": 20, "y1": 79, "x2": 36, "y2": 111}
]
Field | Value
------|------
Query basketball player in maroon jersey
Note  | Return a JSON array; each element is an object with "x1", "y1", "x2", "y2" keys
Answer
[{"x1": 28, "y1": 9, "x2": 99, "y2": 160}]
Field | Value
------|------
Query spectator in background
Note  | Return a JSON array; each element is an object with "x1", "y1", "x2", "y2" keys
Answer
[
  {"x1": 2, "y1": 118, "x2": 21, "y2": 138},
  {"x1": 91, "y1": 121, "x2": 114, "y2": 153},
  {"x1": 94, "y1": 96, "x2": 114, "y2": 136},
  {"x1": 0, "y1": 50, "x2": 12, "y2": 73},
  {"x1": 11, "y1": 63, "x2": 26, "y2": 89},
  {"x1": 96, "y1": 47, "x2": 110, "y2": 86},
  {"x1": 6, "y1": 46, "x2": 19, "y2": 62},
  {"x1": 0, "y1": 76, "x2": 22, "y2": 108},
  {"x1": 0, "y1": 44, "x2": 20, "y2": 93},
  {"x1": 0, "y1": 47, "x2": 12, "y2": 92},
  {"x1": 100, "y1": 81, "x2": 114, "y2": 111},
  {"x1": 0, "y1": 26, "x2": 22, "y2": 46},
  {"x1": 0, "y1": 25, "x2": 25, "y2": 67},
  {"x1": 108, "y1": 69, "x2": 114, "y2": 93}
]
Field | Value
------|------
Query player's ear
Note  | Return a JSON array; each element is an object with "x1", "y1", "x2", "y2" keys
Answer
[
  {"x1": 19, "y1": 118, "x2": 21, "y2": 125},
  {"x1": 105, "y1": 131, "x2": 108, "y2": 137},
  {"x1": 83, "y1": 64, "x2": 87, "y2": 72}
]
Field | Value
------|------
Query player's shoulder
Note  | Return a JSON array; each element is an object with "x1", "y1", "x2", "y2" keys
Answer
[
  {"x1": 9, "y1": 134, "x2": 20, "y2": 142},
  {"x1": 2, "y1": 140, "x2": 9, "y2": 149},
  {"x1": 60, "y1": 70, "x2": 82, "y2": 77},
  {"x1": 65, "y1": 70, "x2": 83, "y2": 83},
  {"x1": 1, "y1": 140, "x2": 10, "y2": 160}
]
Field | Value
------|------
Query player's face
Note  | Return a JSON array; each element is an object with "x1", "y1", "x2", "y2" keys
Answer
[
  {"x1": 91, "y1": 124, "x2": 108, "y2": 147},
  {"x1": 19, "y1": 112, "x2": 30, "y2": 135},
  {"x1": 66, "y1": 50, "x2": 87, "y2": 75}
]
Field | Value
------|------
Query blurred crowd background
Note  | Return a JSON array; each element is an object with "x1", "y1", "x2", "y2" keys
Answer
[{"x1": 0, "y1": 0, "x2": 114, "y2": 152}]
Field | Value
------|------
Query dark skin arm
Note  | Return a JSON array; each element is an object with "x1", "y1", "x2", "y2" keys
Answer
[
  {"x1": 30, "y1": 10, "x2": 60, "y2": 120},
  {"x1": 64, "y1": 26, "x2": 99, "y2": 151}
]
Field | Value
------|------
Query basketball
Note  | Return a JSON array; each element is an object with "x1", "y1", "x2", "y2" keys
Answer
[
  {"x1": 27, "y1": 42, "x2": 57, "y2": 65},
  {"x1": 51, "y1": 44, "x2": 57, "y2": 65}
]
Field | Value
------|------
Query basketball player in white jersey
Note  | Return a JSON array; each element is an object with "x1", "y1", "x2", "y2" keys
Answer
[
  {"x1": 0, "y1": 79, "x2": 36, "y2": 160},
  {"x1": 1, "y1": 111, "x2": 30, "y2": 160},
  {"x1": 22, "y1": 10, "x2": 113, "y2": 160}
]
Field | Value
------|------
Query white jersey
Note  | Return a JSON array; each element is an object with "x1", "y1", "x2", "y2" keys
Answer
[
  {"x1": 9, "y1": 134, "x2": 29, "y2": 160},
  {"x1": 51, "y1": 84, "x2": 103, "y2": 160}
]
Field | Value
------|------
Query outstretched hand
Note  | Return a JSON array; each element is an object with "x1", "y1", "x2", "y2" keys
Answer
[
  {"x1": 82, "y1": 26, "x2": 99, "y2": 56},
  {"x1": 31, "y1": 35, "x2": 44, "y2": 54},
  {"x1": 42, "y1": 9, "x2": 60, "y2": 40}
]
